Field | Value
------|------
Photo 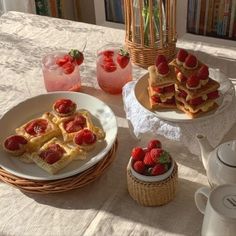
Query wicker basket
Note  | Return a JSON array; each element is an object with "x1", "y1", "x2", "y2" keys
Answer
[
  {"x1": 0, "y1": 140, "x2": 118, "y2": 194},
  {"x1": 124, "y1": 0, "x2": 177, "y2": 68},
  {"x1": 127, "y1": 161, "x2": 178, "y2": 206}
]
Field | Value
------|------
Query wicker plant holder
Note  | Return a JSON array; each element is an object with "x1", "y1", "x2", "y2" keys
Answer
[
  {"x1": 0, "y1": 140, "x2": 118, "y2": 194},
  {"x1": 127, "y1": 161, "x2": 178, "y2": 206},
  {"x1": 124, "y1": 0, "x2": 177, "y2": 68}
]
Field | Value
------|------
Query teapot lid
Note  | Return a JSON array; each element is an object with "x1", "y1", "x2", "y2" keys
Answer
[
  {"x1": 210, "y1": 184, "x2": 236, "y2": 220},
  {"x1": 217, "y1": 141, "x2": 236, "y2": 167}
]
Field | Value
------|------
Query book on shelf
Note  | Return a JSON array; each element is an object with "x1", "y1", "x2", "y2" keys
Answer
[{"x1": 187, "y1": 0, "x2": 236, "y2": 40}]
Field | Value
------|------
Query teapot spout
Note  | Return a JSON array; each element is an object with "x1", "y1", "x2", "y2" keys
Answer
[{"x1": 196, "y1": 134, "x2": 214, "y2": 170}]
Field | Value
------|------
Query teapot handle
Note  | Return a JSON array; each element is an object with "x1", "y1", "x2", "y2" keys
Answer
[{"x1": 194, "y1": 186, "x2": 211, "y2": 214}]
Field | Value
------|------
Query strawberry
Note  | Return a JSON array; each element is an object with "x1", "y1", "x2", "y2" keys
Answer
[
  {"x1": 83, "y1": 130, "x2": 97, "y2": 144},
  {"x1": 207, "y1": 91, "x2": 219, "y2": 100},
  {"x1": 197, "y1": 65, "x2": 209, "y2": 80},
  {"x1": 151, "y1": 163, "x2": 167, "y2": 175},
  {"x1": 184, "y1": 54, "x2": 198, "y2": 68},
  {"x1": 147, "y1": 139, "x2": 162, "y2": 151},
  {"x1": 74, "y1": 129, "x2": 96, "y2": 145},
  {"x1": 62, "y1": 61, "x2": 75, "y2": 74},
  {"x1": 157, "y1": 62, "x2": 170, "y2": 75},
  {"x1": 117, "y1": 48, "x2": 130, "y2": 69},
  {"x1": 69, "y1": 49, "x2": 84, "y2": 66},
  {"x1": 56, "y1": 57, "x2": 69, "y2": 66},
  {"x1": 150, "y1": 148, "x2": 171, "y2": 164},
  {"x1": 151, "y1": 95, "x2": 161, "y2": 103},
  {"x1": 25, "y1": 119, "x2": 48, "y2": 136},
  {"x1": 155, "y1": 54, "x2": 167, "y2": 67},
  {"x1": 102, "y1": 61, "x2": 117, "y2": 72},
  {"x1": 131, "y1": 147, "x2": 145, "y2": 161},
  {"x1": 102, "y1": 50, "x2": 114, "y2": 57},
  {"x1": 133, "y1": 160, "x2": 145, "y2": 174},
  {"x1": 164, "y1": 84, "x2": 175, "y2": 93},
  {"x1": 54, "y1": 99, "x2": 75, "y2": 114},
  {"x1": 186, "y1": 75, "x2": 200, "y2": 88},
  {"x1": 143, "y1": 151, "x2": 156, "y2": 166},
  {"x1": 177, "y1": 49, "x2": 188, "y2": 62},
  {"x1": 188, "y1": 97, "x2": 204, "y2": 106},
  {"x1": 153, "y1": 86, "x2": 164, "y2": 93},
  {"x1": 178, "y1": 89, "x2": 187, "y2": 99},
  {"x1": 4, "y1": 135, "x2": 28, "y2": 151}
]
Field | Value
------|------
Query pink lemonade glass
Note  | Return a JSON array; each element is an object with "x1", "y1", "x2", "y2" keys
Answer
[
  {"x1": 42, "y1": 52, "x2": 81, "y2": 92},
  {"x1": 96, "y1": 45, "x2": 132, "y2": 94}
]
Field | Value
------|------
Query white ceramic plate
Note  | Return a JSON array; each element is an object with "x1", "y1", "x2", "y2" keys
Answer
[
  {"x1": 134, "y1": 68, "x2": 235, "y2": 122},
  {"x1": 0, "y1": 92, "x2": 118, "y2": 181}
]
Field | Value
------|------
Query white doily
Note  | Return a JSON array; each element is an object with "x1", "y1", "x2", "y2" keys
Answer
[{"x1": 122, "y1": 70, "x2": 236, "y2": 156}]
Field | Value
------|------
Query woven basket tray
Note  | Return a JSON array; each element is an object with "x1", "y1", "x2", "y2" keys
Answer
[
  {"x1": 0, "y1": 140, "x2": 118, "y2": 194},
  {"x1": 127, "y1": 161, "x2": 178, "y2": 206}
]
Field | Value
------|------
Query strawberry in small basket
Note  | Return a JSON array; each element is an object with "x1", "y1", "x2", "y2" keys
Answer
[{"x1": 130, "y1": 139, "x2": 174, "y2": 181}]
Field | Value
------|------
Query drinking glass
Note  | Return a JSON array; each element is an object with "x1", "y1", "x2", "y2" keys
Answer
[
  {"x1": 96, "y1": 44, "x2": 132, "y2": 94},
  {"x1": 42, "y1": 52, "x2": 81, "y2": 92}
]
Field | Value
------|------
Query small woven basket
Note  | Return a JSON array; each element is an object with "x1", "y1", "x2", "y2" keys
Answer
[
  {"x1": 124, "y1": 0, "x2": 177, "y2": 68},
  {"x1": 127, "y1": 161, "x2": 178, "y2": 206}
]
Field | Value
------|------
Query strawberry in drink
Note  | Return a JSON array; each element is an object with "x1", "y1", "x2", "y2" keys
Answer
[
  {"x1": 96, "y1": 46, "x2": 132, "y2": 94},
  {"x1": 42, "y1": 49, "x2": 84, "y2": 92}
]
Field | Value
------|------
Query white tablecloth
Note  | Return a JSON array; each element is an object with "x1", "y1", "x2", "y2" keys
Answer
[{"x1": 0, "y1": 11, "x2": 236, "y2": 236}]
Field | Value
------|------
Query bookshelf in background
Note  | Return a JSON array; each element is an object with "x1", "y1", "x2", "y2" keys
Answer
[{"x1": 187, "y1": 0, "x2": 236, "y2": 40}]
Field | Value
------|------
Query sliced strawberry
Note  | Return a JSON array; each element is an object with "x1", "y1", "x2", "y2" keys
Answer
[
  {"x1": 207, "y1": 91, "x2": 219, "y2": 100},
  {"x1": 177, "y1": 49, "x2": 188, "y2": 62},
  {"x1": 155, "y1": 54, "x2": 167, "y2": 67},
  {"x1": 133, "y1": 160, "x2": 145, "y2": 174},
  {"x1": 69, "y1": 49, "x2": 84, "y2": 66},
  {"x1": 197, "y1": 65, "x2": 209, "y2": 80},
  {"x1": 178, "y1": 89, "x2": 187, "y2": 99},
  {"x1": 143, "y1": 151, "x2": 156, "y2": 166},
  {"x1": 157, "y1": 62, "x2": 170, "y2": 75},
  {"x1": 152, "y1": 86, "x2": 164, "y2": 93},
  {"x1": 151, "y1": 163, "x2": 167, "y2": 175},
  {"x1": 131, "y1": 147, "x2": 145, "y2": 161},
  {"x1": 117, "y1": 48, "x2": 130, "y2": 69},
  {"x1": 102, "y1": 50, "x2": 114, "y2": 57},
  {"x1": 147, "y1": 139, "x2": 162, "y2": 151},
  {"x1": 54, "y1": 99, "x2": 75, "y2": 114},
  {"x1": 4, "y1": 135, "x2": 28, "y2": 151},
  {"x1": 184, "y1": 54, "x2": 198, "y2": 68},
  {"x1": 56, "y1": 57, "x2": 68, "y2": 66},
  {"x1": 163, "y1": 84, "x2": 175, "y2": 93},
  {"x1": 188, "y1": 97, "x2": 204, "y2": 106},
  {"x1": 62, "y1": 61, "x2": 75, "y2": 74},
  {"x1": 186, "y1": 75, "x2": 200, "y2": 88},
  {"x1": 102, "y1": 61, "x2": 117, "y2": 72},
  {"x1": 151, "y1": 95, "x2": 161, "y2": 103},
  {"x1": 25, "y1": 119, "x2": 48, "y2": 136}
]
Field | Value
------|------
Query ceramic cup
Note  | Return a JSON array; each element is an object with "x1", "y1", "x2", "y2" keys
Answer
[{"x1": 195, "y1": 184, "x2": 236, "y2": 236}]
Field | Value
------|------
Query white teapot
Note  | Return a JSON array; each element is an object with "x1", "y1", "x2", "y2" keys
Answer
[{"x1": 196, "y1": 134, "x2": 236, "y2": 187}]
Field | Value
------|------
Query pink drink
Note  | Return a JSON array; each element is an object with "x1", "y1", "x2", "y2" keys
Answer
[
  {"x1": 42, "y1": 52, "x2": 81, "y2": 92},
  {"x1": 96, "y1": 47, "x2": 132, "y2": 94}
]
